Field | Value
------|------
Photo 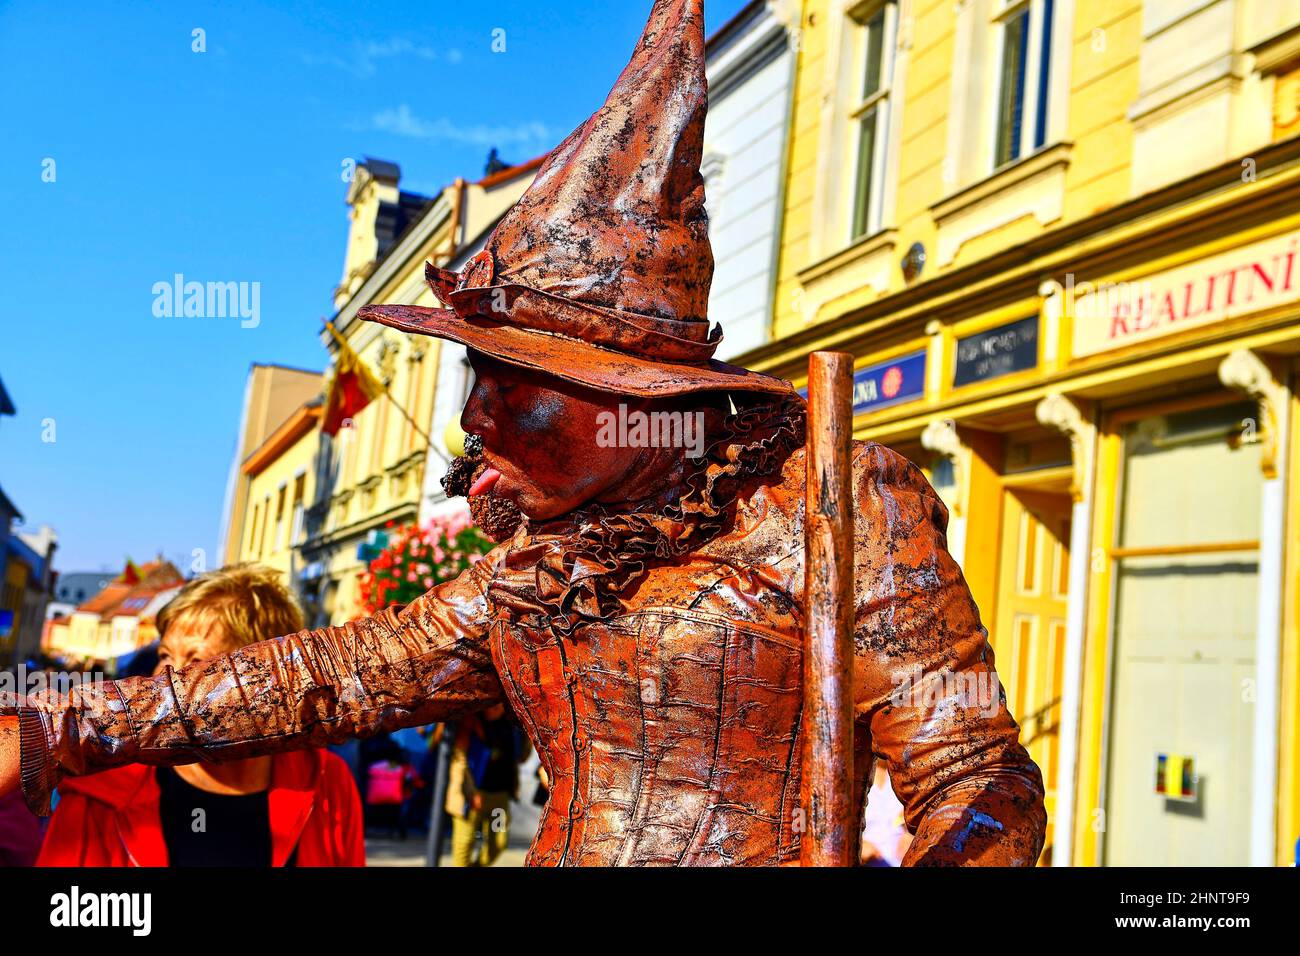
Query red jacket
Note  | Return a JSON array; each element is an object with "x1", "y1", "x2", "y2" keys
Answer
[{"x1": 36, "y1": 749, "x2": 365, "y2": 867}]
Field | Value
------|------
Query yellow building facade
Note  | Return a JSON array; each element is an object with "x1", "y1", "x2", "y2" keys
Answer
[
  {"x1": 237, "y1": 398, "x2": 323, "y2": 586},
  {"x1": 43, "y1": 560, "x2": 184, "y2": 668},
  {"x1": 746, "y1": 0, "x2": 1300, "y2": 865},
  {"x1": 218, "y1": 363, "x2": 326, "y2": 569},
  {"x1": 1, "y1": 556, "x2": 27, "y2": 659},
  {"x1": 297, "y1": 158, "x2": 539, "y2": 627}
]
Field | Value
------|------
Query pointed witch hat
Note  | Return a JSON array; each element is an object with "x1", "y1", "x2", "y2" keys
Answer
[{"x1": 358, "y1": 0, "x2": 793, "y2": 398}]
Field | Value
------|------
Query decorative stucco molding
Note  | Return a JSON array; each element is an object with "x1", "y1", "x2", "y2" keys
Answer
[
  {"x1": 1035, "y1": 392, "x2": 1096, "y2": 503},
  {"x1": 1218, "y1": 348, "x2": 1285, "y2": 479},
  {"x1": 921, "y1": 417, "x2": 965, "y2": 515}
]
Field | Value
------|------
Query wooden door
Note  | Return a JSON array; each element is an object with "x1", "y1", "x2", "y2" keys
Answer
[{"x1": 994, "y1": 487, "x2": 1071, "y2": 863}]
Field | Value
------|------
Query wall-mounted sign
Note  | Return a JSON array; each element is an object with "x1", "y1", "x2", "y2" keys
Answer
[
  {"x1": 850, "y1": 351, "x2": 927, "y2": 413},
  {"x1": 797, "y1": 351, "x2": 927, "y2": 414},
  {"x1": 952, "y1": 316, "x2": 1039, "y2": 388},
  {"x1": 901, "y1": 242, "x2": 927, "y2": 283},
  {"x1": 1070, "y1": 230, "x2": 1299, "y2": 357},
  {"x1": 355, "y1": 529, "x2": 390, "y2": 564},
  {"x1": 1155, "y1": 753, "x2": 1198, "y2": 802}
]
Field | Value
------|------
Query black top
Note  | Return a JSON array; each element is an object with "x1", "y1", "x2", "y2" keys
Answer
[
  {"x1": 477, "y1": 718, "x2": 522, "y2": 795},
  {"x1": 157, "y1": 766, "x2": 296, "y2": 867}
]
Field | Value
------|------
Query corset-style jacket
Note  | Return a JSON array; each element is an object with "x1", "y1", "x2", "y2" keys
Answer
[{"x1": 4, "y1": 442, "x2": 1046, "y2": 866}]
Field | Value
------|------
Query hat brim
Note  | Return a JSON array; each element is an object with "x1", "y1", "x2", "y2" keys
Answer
[{"x1": 358, "y1": 304, "x2": 796, "y2": 398}]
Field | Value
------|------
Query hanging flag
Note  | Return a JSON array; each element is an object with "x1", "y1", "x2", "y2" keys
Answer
[
  {"x1": 321, "y1": 320, "x2": 385, "y2": 437},
  {"x1": 119, "y1": 560, "x2": 142, "y2": 586}
]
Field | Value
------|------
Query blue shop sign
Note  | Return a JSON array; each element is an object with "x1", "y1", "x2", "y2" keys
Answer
[
  {"x1": 850, "y1": 351, "x2": 927, "y2": 413},
  {"x1": 798, "y1": 351, "x2": 927, "y2": 413}
]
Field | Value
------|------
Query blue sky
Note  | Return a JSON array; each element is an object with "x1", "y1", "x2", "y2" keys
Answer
[{"x1": 0, "y1": 0, "x2": 752, "y2": 573}]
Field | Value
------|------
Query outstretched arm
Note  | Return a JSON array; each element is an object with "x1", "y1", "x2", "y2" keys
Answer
[
  {"x1": 851, "y1": 443, "x2": 1046, "y2": 867},
  {"x1": 0, "y1": 719, "x2": 17, "y2": 804},
  {"x1": 0, "y1": 544, "x2": 508, "y2": 816}
]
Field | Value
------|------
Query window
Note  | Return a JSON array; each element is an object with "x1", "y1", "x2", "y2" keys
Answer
[
  {"x1": 849, "y1": 2, "x2": 897, "y2": 240},
  {"x1": 273, "y1": 486, "x2": 286, "y2": 553},
  {"x1": 1105, "y1": 401, "x2": 1260, "y2": 865},
  {"x1": 993, "y1": 0, "x2": 1054, "y2": 168},
  {"x1": 258, "y1": 495, "x2": 271, "y2": 558},
  {"x1": 248, "y1": 503, "x2": 261, "y2": 558},
  {"x1": 290, "y1": 473, "x2": 307, "y2": 546}
]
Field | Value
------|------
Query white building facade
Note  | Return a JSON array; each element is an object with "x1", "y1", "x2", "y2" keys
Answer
[{"x1": 701, "y1": 0, "x2": 797, "y2": 360}]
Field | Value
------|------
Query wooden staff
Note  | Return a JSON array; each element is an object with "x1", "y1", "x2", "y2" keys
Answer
[{"x1": 801, "y1": 351, "x2": 856, "y2": 867}]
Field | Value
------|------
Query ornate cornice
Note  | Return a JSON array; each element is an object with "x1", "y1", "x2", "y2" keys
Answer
[
  {"x1": 920, "y1": 418, "x2": 965, "y2": 516},
  {"x1": 1218, "y1": 348, "x2": 1286, "y2": 479},
  {"x1": 1035, "y1": 393, "x2": 1096, "y2": 503}
]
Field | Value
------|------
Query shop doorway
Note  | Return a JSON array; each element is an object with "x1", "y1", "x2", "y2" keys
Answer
[
  {"x1": 993, "y1": 482, "x2": 1072, "y2": 863},
  {"x1": 1102, "y1": 399, "x2": 1260, "y2": 866}
]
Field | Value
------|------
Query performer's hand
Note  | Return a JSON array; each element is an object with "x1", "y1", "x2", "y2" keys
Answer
[{"x1": 0, "y1": 716, "x2": 19, "y2": 800}]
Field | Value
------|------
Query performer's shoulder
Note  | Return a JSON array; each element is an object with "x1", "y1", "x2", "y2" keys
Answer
[
  {"x1": 850, "y1": 440, "x2": 932, "y2": 491},
  {"x1": 775, "y1": 439, "x2": 926, "y2": 496}
]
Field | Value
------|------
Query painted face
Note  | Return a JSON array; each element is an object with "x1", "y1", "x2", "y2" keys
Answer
[{"x1": 460, "y1": 350, "x2": 648, "y2": 521}]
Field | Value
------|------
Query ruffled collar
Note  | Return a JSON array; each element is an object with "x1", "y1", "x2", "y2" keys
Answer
[{"x1": 488, "y1": 394, "x2": 806, "y2": 636}]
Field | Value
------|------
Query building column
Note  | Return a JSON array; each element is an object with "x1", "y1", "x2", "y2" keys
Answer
[
  {"x1": 1219, "y1": 348, "x2": 1291, "y2": 867},
  {"x1": 1036, "y1": 392, "x2": 1098, "y2": 868},
  {"x1": 921, "y1": 418, "x2": 967, "y2": 565},
  {"x1": 921, "y1": 418, "x2": 1003, "y2": 617},
  {"x1": 924, "y1": 319, "x2": 948, "y2": 400}
]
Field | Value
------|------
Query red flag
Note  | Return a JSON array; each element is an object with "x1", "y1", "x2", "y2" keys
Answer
[{"x1": 321, "y1": 321, "x2": 385, "y2": 437}]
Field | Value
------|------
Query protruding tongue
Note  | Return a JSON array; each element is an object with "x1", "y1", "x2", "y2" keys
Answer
[{"x1": 468, "y1": 467, "x2": 502, "y2": 497}]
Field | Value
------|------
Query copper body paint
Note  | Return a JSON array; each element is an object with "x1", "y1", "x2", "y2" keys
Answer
[{"x1": 0, "y1": 0, "x2": 1045, "y2": 866}]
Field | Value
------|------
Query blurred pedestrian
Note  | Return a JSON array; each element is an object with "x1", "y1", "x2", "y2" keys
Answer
[
  {"x1": 366, "y1": 747, "x2": 420, "y2": 840},
  {"x1": 446, "y1": 704, "x2": 529, "y2": 867},
  {"x1": 0, "y1": 787, "x2": 42, "y2": 867}
]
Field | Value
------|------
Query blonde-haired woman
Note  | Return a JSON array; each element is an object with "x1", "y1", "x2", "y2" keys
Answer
[{"x1": 36, "y1": 564, "x2": 366, "y2": 867}]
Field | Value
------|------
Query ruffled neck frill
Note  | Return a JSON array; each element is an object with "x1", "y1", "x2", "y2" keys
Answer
[{"x1": 486, "y1": 394, "x2": 807, "y2": 637}]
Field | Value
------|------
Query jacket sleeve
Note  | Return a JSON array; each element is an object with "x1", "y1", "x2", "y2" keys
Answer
[
  {"x1": 850, "y1": 443, "x2": 1047, "y2": 867},
  {"x1": 34, "y1": 792, "x2": 91, "y2": 866},
  {"x1": 320, "y1": 751, "x2": 367, "y2": 867},
  {"x1": 1, "y1": 544, "x2": 509, "y2": 817}
]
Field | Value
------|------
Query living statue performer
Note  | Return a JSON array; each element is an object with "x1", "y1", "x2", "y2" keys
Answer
[{"x1": 0, "y1": 0, "x2": 1045, "y2": 866}]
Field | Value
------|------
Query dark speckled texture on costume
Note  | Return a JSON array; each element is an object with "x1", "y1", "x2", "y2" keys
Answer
[
  {"x1": 3, "y1": 440, "x2": 1046, "y2": 866},
  {"x1": 0, "y1": 0, "x2": 1045, "y2": 866}
]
